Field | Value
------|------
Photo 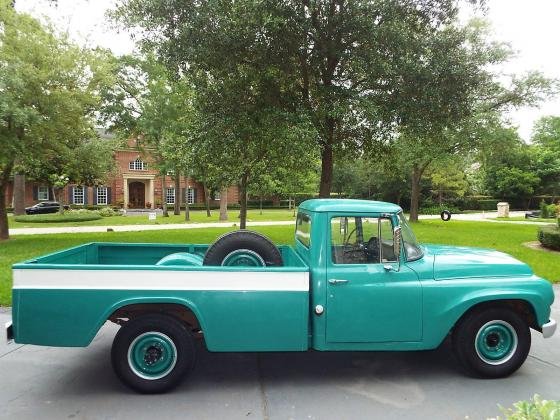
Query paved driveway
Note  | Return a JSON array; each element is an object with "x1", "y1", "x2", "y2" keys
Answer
[{"x1": 1, "y1": 288, "x2": 559, "y2": 420}]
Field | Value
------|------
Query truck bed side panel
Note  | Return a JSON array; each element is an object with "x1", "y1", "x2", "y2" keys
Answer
[{"x1": 13, "y1": 268, "x2": 309, "y2": 352}]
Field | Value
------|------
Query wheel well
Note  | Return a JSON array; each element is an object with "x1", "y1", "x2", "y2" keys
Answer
[
  {"x1": 108, "y1": 303, "x2": 204, "y2": 340},
  {"x1": 454, "y1": 299, "x2": 539, "y2": 331}
]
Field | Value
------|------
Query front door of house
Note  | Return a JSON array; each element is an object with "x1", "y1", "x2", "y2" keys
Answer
[{"x1": 129, "y1": 182, "x2": 145, "y2": 208}]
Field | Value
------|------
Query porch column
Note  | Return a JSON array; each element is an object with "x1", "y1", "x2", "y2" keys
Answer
[
  {"x1": 149, "y1": 179, "x2": 155, "y2": 209},
  {"x1": 123, "y1": 177, "x2": 129, "y2": 208}
]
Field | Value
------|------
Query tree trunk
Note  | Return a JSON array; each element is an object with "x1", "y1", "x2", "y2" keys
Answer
[
  {"x1": 239, "y1": 173, "x2": 248, "y2": 229},
  {"x1": 161, "y1": 174, "x2": 168, "y2": 217},
  {"x1": 57, "y1": 188, "x2": 65, "y2": 214},
  {"x1": 409, "y1": 165, "x2": 422, "y2": 223},
  {"x1": 319, "y1": 142, "x2": 333, "y2": 198},
  {"x1": 0, "y1": 183, "x2": 9, "y2": 241},
  {"x1": 174, "y1": 170, "x2": 181, "y2": 215},
  {"x1": 219, "y1": 187, "x2": 228, "y2": 221},
  {"x1": 13, "y1": 173, "x2": 25, "y2": 216},
  {"x1": 0, "y1": 163, "x2": 14, "y2": 240},
  {"x1": 203, "y1": 182, "x2": 211, "y2": 217},
  {"x1": 259, "y1": 195, "x2": 263, "y2": 215},
  {"x1": 184, "y1": 176, "x2": 190, "y2": 222}
]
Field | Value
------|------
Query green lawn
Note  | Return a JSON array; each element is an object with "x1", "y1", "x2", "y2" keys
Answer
[
  {"x1": 8, "y1": 209, "x2": 297, "y2": 228},
  {"x1": 494, "y1": 216, "x2": 557, "y2": 224},
  {"x1": 0, "y1": 220, "x2": 558, "y2": 306}
]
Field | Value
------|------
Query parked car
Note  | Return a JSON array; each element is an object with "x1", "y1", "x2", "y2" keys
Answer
[{"x1": 24, "y1": 202, "x2": 69, "y2": 215}]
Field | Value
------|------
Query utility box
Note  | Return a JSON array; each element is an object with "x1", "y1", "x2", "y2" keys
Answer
[{"x1": 497, "y1": 202, "x2": 510, "y2": 218}]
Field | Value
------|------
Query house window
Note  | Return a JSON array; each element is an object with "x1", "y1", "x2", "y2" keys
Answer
[
  {"x1": 166, "y1": 188, "x2": 175, "y2": 204},
  {"x1": 214, "y1": 191, "x2": 221, "y2": 201},
  {"x1": 129, "y1": 158, "x2": 147, "y2": 171},
  {"x1": 38, "y1": 186, "x2": 49, "y2": 201},
  {"x1": 187, "y1": 188, "x2": 195, "y2": 204},
  {"x1": 97, "y1": 186, "x2": 108, "y2": 205},
  {"x1": 73, "y1": 186, "x2": 84, "y2": 205}
]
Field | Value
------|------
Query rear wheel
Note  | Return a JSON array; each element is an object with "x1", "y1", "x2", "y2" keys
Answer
[
  {"x1": 111, "y1": 314, "x2": 195, "y2": 393},
  {"x1": 452, "y1": 307, "x2": 530, "y2": 378}
]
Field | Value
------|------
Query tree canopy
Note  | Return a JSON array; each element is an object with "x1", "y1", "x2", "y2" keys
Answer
[
  {"x1": 0, "y1": 0, "x2": 114, "y2": 239},
  {"x1": 112, "y1": 0, "x2": 496, "y2": 199}
]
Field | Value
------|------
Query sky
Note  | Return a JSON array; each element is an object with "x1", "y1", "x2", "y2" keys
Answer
[{"x1": 16, "y1": 0, "x2": 560, "y2": 142}]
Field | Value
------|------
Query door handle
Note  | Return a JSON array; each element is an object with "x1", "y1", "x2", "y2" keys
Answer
[{"x1": 328, "y1": 279, "x2": 349, "y2": 285}]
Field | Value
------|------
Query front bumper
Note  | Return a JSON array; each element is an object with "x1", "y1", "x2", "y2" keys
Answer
[
  {"x1": 5, "y1": 321, "x2": 13, "y2": 344},
  {"x1": 542, "y1": 319, "x2": 557, "y2": 339}
]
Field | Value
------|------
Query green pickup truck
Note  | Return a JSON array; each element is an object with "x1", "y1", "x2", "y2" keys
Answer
[{"x1": 6, "y1": 199, "x2": 556, "y2": 393}]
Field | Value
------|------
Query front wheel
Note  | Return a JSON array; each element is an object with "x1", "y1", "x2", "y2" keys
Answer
[
  {"x1": 452, "y1": 307, "x2": 530, "y2": 378},
  {"x1": 111, "y1": 314, "x2": 196, "y2": 393}
]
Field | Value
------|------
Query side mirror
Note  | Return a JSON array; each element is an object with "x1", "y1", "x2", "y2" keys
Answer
[{"x1": 393, "y1": 226, "x2": 402, "y2": 271}]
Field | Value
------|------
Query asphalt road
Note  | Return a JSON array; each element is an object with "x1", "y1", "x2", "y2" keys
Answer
[{"x1": 1, "y1": 288, "x2": 559, "y2": 420}]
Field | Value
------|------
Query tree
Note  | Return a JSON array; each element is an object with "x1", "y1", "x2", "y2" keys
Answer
[
  {"x1": 389, "y1": 18, "x2": 557, "y2": 222},
  {"x1": 427, "y1": 158, "x2": 469, "y2": 205},
  {"x1": 112, "y1": 0, "x2": 488, "y2": 197},
  {"x1": 188, "y1": 72, "x2": 316, "y2": 229},
  {"x1": 0, "y1": 1, "x2": 112, "y2": 239},
  {"x1": 475, "y1": 124, "x2": 541, "y2": 206},
  {"x1": 531, "y1": 117, "x2": 560, "y2": 152},
  {"x1": 100, "y1": 54, "x2": 194, "y2": 214},
  {"x1": 531, "y1": 116, "x2": 560, "y2": 199}
]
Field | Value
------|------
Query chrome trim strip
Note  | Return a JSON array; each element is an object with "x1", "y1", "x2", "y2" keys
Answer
[
  {"x1": 542, "y1": 319, "x2": 557, "y2": 339},
  {"x1": 5, "y1": 321, "x2": 13, "y2": 344}
]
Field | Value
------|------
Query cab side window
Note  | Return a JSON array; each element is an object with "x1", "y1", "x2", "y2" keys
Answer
[{"x1": 331, "y1": 216, "x2": 396, "y2": 264}]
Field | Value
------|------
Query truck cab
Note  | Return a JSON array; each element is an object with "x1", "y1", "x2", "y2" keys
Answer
[{"x1": 296, "y1": 199, "x2": 555, "y2": 353}]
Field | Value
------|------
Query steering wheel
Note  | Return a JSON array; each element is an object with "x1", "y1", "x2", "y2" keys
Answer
[
  {"x1": 365, "y1": 236, "x2": 379, "y2": 263},
  {"x1": 343, "y1": 227, "x2": 357, "y2": 247}
]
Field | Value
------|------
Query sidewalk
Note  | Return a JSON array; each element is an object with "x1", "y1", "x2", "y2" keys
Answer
[
  {"x1": 420, "y1": 210, "x2": 554, "y2": 225},
  {"x1": 8, "y1": 211, "x2": 553, "y2": 236}
]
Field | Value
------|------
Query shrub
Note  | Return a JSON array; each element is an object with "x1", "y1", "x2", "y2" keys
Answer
[
  {"x1": 537, "y1": 226, "x2": 560, "y2": 251},
  {"x1": 498, "y1": 394, "x2": 560, "y2": 419},
  {"x1": 456, "y1": 195, "x2": 494, "y2": 211},
  {"x1": 14, "y1": 212, "x2": 102, "y2": 223},
  {"x1": 546, "y1": 204, "x2": 558, "y2": 218},
  {"x1": 478, "y1": 199, "x2": 500, "y2": 211},
  {"x1": 540, "y1": 200, "x2": 548, "y2": 218},
  {"x1": 98, "y1": 207, "x2": 122, "y2": 217},
  {"x1": 539, "y1": 201, "x2": 557, "y2": 219},
  {"x1": 419, "y1": 204, "x2": 460, "y2": 215}
]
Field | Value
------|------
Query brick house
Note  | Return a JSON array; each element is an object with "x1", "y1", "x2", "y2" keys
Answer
[{"x1": 5, "y1": 134, "x2": 239, "y2": 210}]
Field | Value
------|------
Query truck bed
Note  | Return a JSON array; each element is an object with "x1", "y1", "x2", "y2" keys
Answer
[
  {"x1": 15, "y1": 242, "x2": 308, "y2": 268},
  {"x1": 12, "y1": 243, "x2": 310, "y2": 351}
]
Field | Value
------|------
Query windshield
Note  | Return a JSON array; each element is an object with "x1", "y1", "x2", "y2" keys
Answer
[{"x1": 398, "y1": 212, "x2": 423, "y2": 261}]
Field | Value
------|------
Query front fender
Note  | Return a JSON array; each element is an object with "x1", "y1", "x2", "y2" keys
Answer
[{"x1": 422, "y1": 277, "x2": 553, "y2": 348}]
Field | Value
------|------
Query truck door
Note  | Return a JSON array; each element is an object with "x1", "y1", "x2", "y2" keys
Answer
[{"x1": 326, "y1": 215, "x2": 422, "y2": 343}]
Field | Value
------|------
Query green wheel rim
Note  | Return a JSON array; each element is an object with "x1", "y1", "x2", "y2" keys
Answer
[
  {"x1": 475, "y1": 320, "x2": 518, "y2": 365},
  {"x1": 127, "y1": 332, "x2": 177, "y2": 380},
  {"x1": 222, "y1": 249, "x2": 266, "y2": 267}
]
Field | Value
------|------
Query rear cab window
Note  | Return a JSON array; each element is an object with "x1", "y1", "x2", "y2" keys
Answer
[{"x1": 296, "y1": 212, "x2": 312, "y2": 248}]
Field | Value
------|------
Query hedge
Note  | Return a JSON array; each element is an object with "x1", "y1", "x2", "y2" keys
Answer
[
  {"x1": 14, "y1": 213, "x2": 102, "y2": 223},
  {"x1": 537, "y1": 225, "x2": 560, "y2": 251},
  {"x1": 418, "y1": 204, "x2": 461, "y2": 215}
]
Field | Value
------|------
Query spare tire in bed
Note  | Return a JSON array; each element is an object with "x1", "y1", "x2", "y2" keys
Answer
[{"x1": 203, "y1": 230, "x2": 284, "y2": 267}]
